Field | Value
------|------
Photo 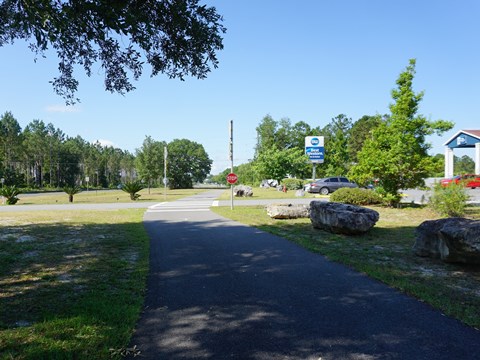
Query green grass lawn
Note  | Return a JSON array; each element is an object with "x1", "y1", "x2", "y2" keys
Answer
[
  {"x1": 0, "y1": 210, "x2": 149, "y2": 359},
  {"x1": 217, "y1": 186, "x2": 326, "y2": 200},
  {"x1": 11, "y1": 188, "x2": 208, "y2": 205},
  {"x1": 211, "y1": 204, "x2": 480, "y2": 329},
  {"x1": 2, "y1": 186, "x2": 479, "y2": 358}
]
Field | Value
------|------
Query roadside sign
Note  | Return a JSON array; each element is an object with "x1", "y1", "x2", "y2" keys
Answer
[
  {"x1": 226, "y1": 173, "x2": 238, "y2": 184},
  {"x1": 305, "y1": 136, "x2": 325, "y2": 163}
]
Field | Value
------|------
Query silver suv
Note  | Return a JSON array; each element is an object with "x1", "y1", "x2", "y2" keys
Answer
[{"x1": 307, "y1": 177, "x2": 358, "y2": 195}]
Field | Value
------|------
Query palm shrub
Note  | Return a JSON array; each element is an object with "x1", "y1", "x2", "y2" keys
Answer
[
  {"x1": 330, "y1": 187, "x2": 383, "y2": 205},
  {"x1": 122, "y1": 181, "x2": 144, "y2": 200},
  {"x1": 429, "y1": 182, "x2": 470, "y2": 217},
  {"x1": 63, "y1": 185, "x2": 82, "y2": 203},
  {"x1": 0, "y1": 185, "x2": 21, "y2": 205}
]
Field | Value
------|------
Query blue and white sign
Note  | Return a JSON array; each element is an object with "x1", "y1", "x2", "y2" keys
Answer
[
  {"x1": 457, "y1": 136, "x2": 467, "y2": 146},
  {"x1": 305, "y1": 136, "x2": 324, "y2": 163}
]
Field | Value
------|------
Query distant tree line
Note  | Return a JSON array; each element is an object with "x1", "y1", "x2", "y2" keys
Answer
[
  {"x1": 211, "y1": 113, "x2": 388, "y2": 185},
  {"x1": 213, "y1": 110, "x2": 473, "y2": 188},
  {"x1": 0, "y1": 113, "x2": 212, "y2": 190}
]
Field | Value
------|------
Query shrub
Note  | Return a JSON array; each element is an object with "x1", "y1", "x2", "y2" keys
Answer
[
  {"x1": 122, "y1": 181, "x2": 144, "y2": 201},
  {"x1": 429, "y1": 182, "x2": 469, "y2": 217},
  {"x1": 63, "y1": 185, "x2": 82, "y2": 203},
  {"x1": 373, "y1": 186, "x2": 402, "y2": 207},
  {"x1": 330, "y1": 187, "x2": 383, "y2": 205},
  {"x1": 281, "y1": 178, "x2": 304, "y2": 190},
  {"x1": 0, "y1": 185, "x2": 21, "y2": 205}
]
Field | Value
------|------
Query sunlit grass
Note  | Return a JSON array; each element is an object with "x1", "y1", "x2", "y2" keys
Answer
[
  {"x1": 217, "y1": 186, "x2": 324, "y2": 200},
  {"x1": 12, "y1": 188, "x2": 208, "y2": 205},
  {"x1": 0, "y1": 210, "x2": 149, "y2": 359},
  {"x1": 212, "y1": 205, "x2": 480, "y2": 329}
]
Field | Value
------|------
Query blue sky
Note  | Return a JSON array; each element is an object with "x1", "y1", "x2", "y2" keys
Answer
[{"x1": 1, "y1": 0, "x2": 478, "y2": 174}]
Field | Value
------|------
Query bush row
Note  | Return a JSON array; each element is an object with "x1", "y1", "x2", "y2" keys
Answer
[
  {"x1": 280, "y1": 178, "x2": 305, "y2": 190},
  {"x1": 329, "y1": 187, "x2": 384, "y2": 205}
]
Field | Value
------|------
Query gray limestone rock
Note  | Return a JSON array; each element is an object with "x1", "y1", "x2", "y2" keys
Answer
[
  {"x1": 413, "y1": 217, "x2": 480, "y2": 264},
  {"x1": 233, "y1": 185, "x2": 253, "y2": 197},
  {"x1": 310, "y1": 201, "x2": 379, "y2": 235},
  {"x1": 266, "y1": 203, "x2": 309, "y2": 219}
]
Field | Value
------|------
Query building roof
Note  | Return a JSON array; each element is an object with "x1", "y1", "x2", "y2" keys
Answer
[{"x1": 443, "y1": 130, "x2": 480, "y2": 147}]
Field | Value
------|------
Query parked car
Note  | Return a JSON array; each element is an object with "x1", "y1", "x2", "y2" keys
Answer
[
  {"x1": 307, "y1": 177, "x2": 358, "y2": 195},
  {"x1": 440, "y1": 174, "x2": 480, "y2": 189},
  {"x1": 303, "y1": 183, "x2": 312, "y2": 192}
]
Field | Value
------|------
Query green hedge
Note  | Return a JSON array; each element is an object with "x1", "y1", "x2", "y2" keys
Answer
[
  {"x1": 281, "y1": 178, "x2": 304, "y2": 190},
  {"x1": 330, "y1": 187, "x2": 383, "y2": 205}
]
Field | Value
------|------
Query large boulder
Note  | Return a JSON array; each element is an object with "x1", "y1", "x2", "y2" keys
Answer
[
  {"x1": 310, "y1": 201, "x2": 379, "y2": 235},
  {"x1": 260, "y1": 179, "x2": 278, "y2": 188},
  {"x1": 266, "y1": 203, "x2": 309, "y2": 219},
  {"x1": 233, "y1": 185, "x2": 253, "y2": 197},
  {"x1": 413, "y1": 218, "x2": 480, "y2": 264}
]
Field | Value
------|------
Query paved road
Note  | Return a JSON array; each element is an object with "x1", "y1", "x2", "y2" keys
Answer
[
  {"x1": 128, "y1": 190, "x2": 480, "y2": 360},
  {"x1": 400, "y1": 188, "x2": 480, "y2": 205}
]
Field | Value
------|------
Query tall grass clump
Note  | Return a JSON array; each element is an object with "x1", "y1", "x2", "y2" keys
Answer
[{"x1": 429, "y1": 182, "x2": 469, "y2": 217}]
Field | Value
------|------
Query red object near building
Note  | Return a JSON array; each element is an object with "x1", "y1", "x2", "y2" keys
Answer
[{"x1": 440, "y1": 174, "x2": 480, "y2": 189}]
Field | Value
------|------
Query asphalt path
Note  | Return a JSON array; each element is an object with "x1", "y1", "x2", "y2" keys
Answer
[{"x1": 128, "y1": 190, "x2": 480, "y2": 360}]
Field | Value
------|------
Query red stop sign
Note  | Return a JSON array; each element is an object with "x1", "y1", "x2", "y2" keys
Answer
[{"x1": 226, "y1": 173, "x2": 238, "y2": 184}]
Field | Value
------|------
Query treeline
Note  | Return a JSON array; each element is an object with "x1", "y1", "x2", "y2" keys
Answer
[
  {"x1": 212, "y1": 113, "x2": 474, "y2": 187},
  {"x1": 212, "y1": 113, "x2": 388, "y2": 185},
  {"x1": 213, "y1": 60, "x2": 474, "y2": 203},
  {"x1": 0, "y1": 112, "x2": 212, "y2": 190}
]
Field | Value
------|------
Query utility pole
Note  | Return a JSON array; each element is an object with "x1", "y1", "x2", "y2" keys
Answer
[
  {"x1": 164, "y1": 145, "x2": 168, "y2": 200},
  {"x1": 229, "y1": 120, "x2": 234, "y2": 210}
]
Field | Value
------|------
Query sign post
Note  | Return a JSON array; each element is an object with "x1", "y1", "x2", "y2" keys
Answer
[
  {"x1": 0, "y1": 178, "x2": 4, "y2": 204},
  {"x1": 305, "y1": 136, "x2": 324, "y2": 181},
  {"x1": 164, "y1": 145, "x2": 168, "y2": 201},
  {"x1": 229, "y1": 120, "x2": 234, "y2": 210},
  {"x1": 226, "y1": 172, "x2": 238, "y2": 210}
]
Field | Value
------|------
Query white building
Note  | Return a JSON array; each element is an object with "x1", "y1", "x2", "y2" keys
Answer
[{"x1": 444, "y1": 130, "x2": 480, "y2": 177}]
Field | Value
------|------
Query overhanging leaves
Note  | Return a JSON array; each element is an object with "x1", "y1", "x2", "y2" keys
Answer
[{"x1": 0, "y1": 0, "x2": 226, "y2": 104}]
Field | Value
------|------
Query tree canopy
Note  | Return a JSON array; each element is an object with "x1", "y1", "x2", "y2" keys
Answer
[
  {"x1": 0, "y1": 112, "x2": 136, "y2": 188},
  {"x1": 135, "y1": 136, "x2": 166, "y2": 192},
  {"x1": 253, "y1": 146, "x2": 309, "y2": 182},
  {"x1": 167, "y1": 138, "x2": 211, "y2": 189},
  {"x1": 348, "y1": 59, "x2": 453, "y2": 203},
  {"x1": 322, "y1": 114, "x2": 352, "y2": 176},
  {"x1": 0, "y1": 0, "x2": 226, "y2": 103},
  {"x1": 347, "y1": 115, "x2": 385, "y2": 163}
]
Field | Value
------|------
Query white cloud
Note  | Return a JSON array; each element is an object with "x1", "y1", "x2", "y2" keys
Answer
[
  {"x1": 96, "y1": 139, "x2": 116, "y2": 148},
  {"x1": 45, "y1": 104, "x2": 81, "y2": 113}
]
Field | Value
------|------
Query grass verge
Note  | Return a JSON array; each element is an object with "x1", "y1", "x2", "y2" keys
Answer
[
  {"x1": 11, "y1": 188, "x2": 207, "y2": 206},
  {"x1": 216, "y1": 187, "x2": 325, "y2": 200},
  {"x1": 0, "y1": 210, "x2": 149, "y2": 359},
  {"x1": 211, "y1": 205, "x2": 480, "y2": 329}
]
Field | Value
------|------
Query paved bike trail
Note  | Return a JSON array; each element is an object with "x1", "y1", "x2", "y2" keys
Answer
[{"x1": 128, "y1": 190, "x2": 480, "y2": 360}]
